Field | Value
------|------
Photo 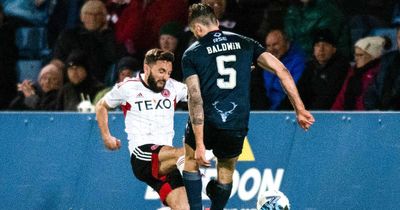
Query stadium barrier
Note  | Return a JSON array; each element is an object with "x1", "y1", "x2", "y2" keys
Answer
[{"x1": 1, "y1": 112, "x2": 399, "y2": 210}]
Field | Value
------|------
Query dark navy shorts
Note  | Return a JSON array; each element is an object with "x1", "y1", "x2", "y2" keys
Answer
[
  {"x1": 130, "y1": 144, "x2": 184, "y2": 204},
  {"x1": 184, "y1": 121, "x2": 247, "y2": 159}
]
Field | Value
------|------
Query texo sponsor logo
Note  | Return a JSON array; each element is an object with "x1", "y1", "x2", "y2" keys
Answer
[{"x1": 134, "y1": 99, "x2": 172, "y2": 111}]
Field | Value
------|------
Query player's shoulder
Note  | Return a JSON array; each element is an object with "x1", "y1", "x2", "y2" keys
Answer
[
  {"x1": 116, "y1": 76, "x2": 142, "y2": 88},
  {"x1": 223, "y1": 30, "x2": 254, "y2": 42},
  {"x1": 166, "y1": 78, "x2": 186, "y2": 89},
  {"x1": 165, "y1": 79, "x2": 187, "y2": 96},
  {"x1": 183, "y1": 41, "x2": 202, "y2": 56},
  {"x1": 222, "y1": 30, "x2": 240, "y2": 37}
]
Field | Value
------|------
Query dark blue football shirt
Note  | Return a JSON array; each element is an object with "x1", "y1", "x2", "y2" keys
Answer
[{"x1": 182, "y1": 30, "x2": 265, "y2": 129}]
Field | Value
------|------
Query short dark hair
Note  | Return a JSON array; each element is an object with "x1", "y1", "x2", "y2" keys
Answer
[
  {"x1": 188, "y1": 3, "x2": 218, "y2": 27},
  {"x1": 144, "y1": 48, "x2": 174, "y2": 65}
]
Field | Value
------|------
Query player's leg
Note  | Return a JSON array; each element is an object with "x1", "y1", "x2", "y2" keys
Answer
[
  {"x1": 164, "y1": 167, "x2": 189, "y2": 210},
  {"x1": 206, "y1": 156, "x2": 238, "y2": 210},
  {"x1": 183, "y1": 143, "x2": 199, "y2": 172},
  {"x1": 131, "y1": 145, "x2": 189, "y2": 209},
  {"x1": 182, "y1": 143, "x2": 203, "y2": 210},
  {"x1": 165, "y1": 186, "x2": 189, "y2": 210},
  {"x1": 158, "y1": 146, "x2": 184, "y2": 176},
  {"x1": 205, "y1": 129, "x2": 245, "y2": 210}
]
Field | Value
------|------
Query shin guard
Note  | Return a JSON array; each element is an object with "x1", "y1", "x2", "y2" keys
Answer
[{"x1": 206, "y1": 179, "x2": 233, "y2": 210}]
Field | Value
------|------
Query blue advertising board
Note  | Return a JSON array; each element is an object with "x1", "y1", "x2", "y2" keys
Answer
[{"x1": 0, "y1": 112, "x2": 400, "y2": 209}]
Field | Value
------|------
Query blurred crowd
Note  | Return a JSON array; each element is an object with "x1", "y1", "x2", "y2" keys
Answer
[{"x1": 0, "y1": 0, "x2": 399, "y2": 112}]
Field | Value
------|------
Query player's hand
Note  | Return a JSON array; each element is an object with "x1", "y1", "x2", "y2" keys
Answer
[
  {"x1": 103, "y1": 135, "x2": 121, "y2": 151},
  {"x1": 296, "y1": 109, "x2": 315, "y2": 131},
  {"x1": 194, "y1": 145, "x2": 211, "y2": 167}
]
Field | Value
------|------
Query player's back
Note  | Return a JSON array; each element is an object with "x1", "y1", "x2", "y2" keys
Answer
[{"x1": 182, "y1": 30, "x2": 265, "y2": 129}]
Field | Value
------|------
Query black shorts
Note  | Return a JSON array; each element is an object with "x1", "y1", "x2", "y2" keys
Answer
[
  {"x1": 130, "y1": 144, "x2": 184, "y2": 204},
  {"x1": 184, "y1": 121, "x2": 248, "y2": 159}
]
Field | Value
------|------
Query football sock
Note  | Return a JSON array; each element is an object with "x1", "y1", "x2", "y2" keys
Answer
[
  {"x1": 206, "y1": 179, "x2": 233, "y2": 210},
  {"x1": 182, "y1": 170, "x2": 202, "y2": 210}
]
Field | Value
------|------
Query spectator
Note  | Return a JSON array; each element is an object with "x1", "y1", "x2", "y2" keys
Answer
[
  {"x1": 0, "y1": 3, "x2": 18, "y2": 109},
  {"x1": 115, "y1": 56, "x2": 141, "y2": 81},
  {"x1": 284, "y1": 0, "x2": 351, "y2": 58},
  {"x1": 56, "y1": 50, "x2": 105, "y2": 111},
  {"x1": 364, "y1": 27, "x2": 400, "y2": 110},
  {"x1": 93, "y1": 56, "x2": 141, "y2": 105},
  {"x1": 1, "y1": 0, "x2": 56, "y2": 26},
  {"x1": 114, "y1": 0, "x2": 188, "y2": 57},
  {"x1": 47, "y1": 0, "x2": 85, "y2": 48},
  {"x1": 9, "y1": 63, "x2": 63, "y2": 110},
  {"x1": 159, "y1": 21, "x2": 184, "y2": 81},
  {"x1": 332, "y1": 36, "x2": 386, "y2": 110},
  {"x1": 52, "y1": 0, "x2": 120, "y2": 83},
  {"x1": 262, "y1": 29, "x2": 306, "y2": 110},
  {"x1": 297, "y1": 29, "x2": 349, "y2": 110}
]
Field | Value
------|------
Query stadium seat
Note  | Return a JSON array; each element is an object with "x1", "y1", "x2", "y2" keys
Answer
[
  {"x1": 369, "y1": 27, "x2": 398, "y2": 52},
  {"x1": 349, "y1": 15, "x2": 387, "y2": 47},
  {"x1": 15, "y1": 27, "x2": 51, "y2": 59},
  {"x1": 16, "y1": 60, "x2": 43, "y2": 82}
]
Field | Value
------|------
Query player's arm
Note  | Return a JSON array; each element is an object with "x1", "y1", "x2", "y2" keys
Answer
[
  {"x1": 257, "y1": 52, "x2": 315, "y2": 130},
  {"x1": 185, "y1": 75, "x2": 210, "y2": 167},
  {"x1": 95, "y1": 98, "x2": 121, "y2": 150}
]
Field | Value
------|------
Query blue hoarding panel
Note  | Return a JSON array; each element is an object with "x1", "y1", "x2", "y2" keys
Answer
[{"x1": 0, "y1": 112, "x2": 399, "y2": 209}]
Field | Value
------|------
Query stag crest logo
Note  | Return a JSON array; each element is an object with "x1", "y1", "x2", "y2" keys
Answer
[{"x1": 212, "y1": 101, "x2": 237, "y2": 122}]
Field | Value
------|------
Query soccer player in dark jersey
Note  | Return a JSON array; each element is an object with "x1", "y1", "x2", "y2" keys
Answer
[{"x1": 181, "y1": 3, "x2": 315, "y2": 210}]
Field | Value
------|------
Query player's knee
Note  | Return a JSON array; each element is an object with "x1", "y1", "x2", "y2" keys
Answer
[
  {"x1": 185, "y1": 154, "x2": 196, "y2": 163},
  {"x1": 175, "y1": 202, "x2": 190, "y2": 210},
  {"x1": 217, "y1": 157, "x2": 238, "y2": 171},
  {"x1": 175, "y1": 147, "x2": 184, "y2": 158},
  {"x1": 216, "y1": 158, "x2": 237, "y2": 183},
  {"x1": 184, "y1": 157, "x2": 198, "y2": 171},
  {"x1": 168, "y1": 199, "x2": 190, "y2": 210}
]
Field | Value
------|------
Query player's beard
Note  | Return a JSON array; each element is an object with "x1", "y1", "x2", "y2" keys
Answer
[{"x1": 147, "y1": 72, "x2": 166, "y2": 93}]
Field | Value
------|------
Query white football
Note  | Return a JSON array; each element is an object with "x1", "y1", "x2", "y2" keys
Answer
[{"x1": 257, "y1": 189, "x2": 290, "y2": 210}]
